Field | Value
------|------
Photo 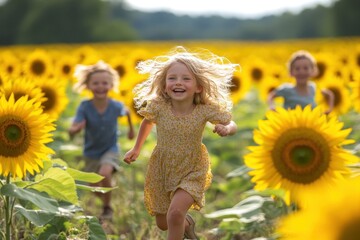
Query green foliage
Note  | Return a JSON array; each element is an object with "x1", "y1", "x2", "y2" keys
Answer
[{"x1": 0, "y1": 160, "x2": 108, "y2": 239}]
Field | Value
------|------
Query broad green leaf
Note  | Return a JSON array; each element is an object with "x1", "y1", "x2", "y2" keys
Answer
[
  {"x1": 226, "y1": 165, "x2": 251, "y2": 178},
  {"x1": 86, "y1": 217, "x2": 107, "y2": 240},
  {"x1": 66, "y1": 168, "x2": 104, "y2": 183},
  {"x1": 205, "y1": 196, "x2": 270, "y2": 219},
  {"x1": 76, "y1": 183, "x2": 116, "y2": 193},
  {"x1": 15, "y1": 205, "x2": 55, "y2": 226},
  {"x1": 1, "y1": 184, "x2": 59, "y2": 213},
  {"x1": 31, "y1": 168, "x2": 78, "y2": 204}
]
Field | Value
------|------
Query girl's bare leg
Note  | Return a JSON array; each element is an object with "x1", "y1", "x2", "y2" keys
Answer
[{"x1": 166, "y1": 189, "x2": 194, "y2": 240}]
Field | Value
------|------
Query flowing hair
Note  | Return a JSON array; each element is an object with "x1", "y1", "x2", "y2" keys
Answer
[
  {"x1": 72, "y1": 60, "x2": 120, "y2": 93},
  {"x1": 133, "y1": 46, "x2": 239, "y2": 111}
]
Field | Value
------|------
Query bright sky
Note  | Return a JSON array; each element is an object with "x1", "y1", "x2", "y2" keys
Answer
[{"x1": 124, "y1": 0, "x2": 334, "y2": 18}]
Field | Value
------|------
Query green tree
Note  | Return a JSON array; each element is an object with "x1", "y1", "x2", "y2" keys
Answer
[
  {"x1": 0, "y1": 0, "x2": 32, "y2": 45},
  {"x1": 332, "y1": 0, "x2": 360, "y2": 36},
  {"x1": 17, "y1": 0, "x2": 106, "y2": 44}
]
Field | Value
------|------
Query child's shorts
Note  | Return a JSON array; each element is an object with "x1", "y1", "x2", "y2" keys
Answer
[{"x1": 83, "y1": 151, "x2": 121, "y2": 173}]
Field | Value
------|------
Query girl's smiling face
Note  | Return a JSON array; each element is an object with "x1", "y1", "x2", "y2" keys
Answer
[
  {"x1": 165, "y1": 62, "x2": 202, "y2": 104},
  {"x1": 87, "y1": 71, "x2": 113, "y2": 99}
]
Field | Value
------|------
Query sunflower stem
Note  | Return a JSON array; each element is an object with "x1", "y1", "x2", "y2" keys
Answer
[{"x1": 5, "y1": 174, "x2": 11, "y2": 240}]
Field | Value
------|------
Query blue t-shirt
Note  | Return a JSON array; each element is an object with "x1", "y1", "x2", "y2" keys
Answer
[
  {"x1": 74, "y1": 99, "x2": 127, "y2": 159},
  {"x1": 275, "y1": 82, "x2": 316, "y2": 110}
]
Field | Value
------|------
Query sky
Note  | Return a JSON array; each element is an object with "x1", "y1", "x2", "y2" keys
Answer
[{"x1": 124, "y1": 0, "x2": 334, "y2": 19}]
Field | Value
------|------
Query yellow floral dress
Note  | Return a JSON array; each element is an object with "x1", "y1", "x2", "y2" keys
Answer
[{"x1": 138, "y1": 99, "x2": 232, "y2": 216}]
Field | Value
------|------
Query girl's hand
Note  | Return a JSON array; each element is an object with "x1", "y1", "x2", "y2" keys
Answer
[
  {"x1": 213, "y1": 124, "x2": 230, "y2": 137},
  {"x1": 124, "y1": 149, "x2": 139, "y2": 164}
]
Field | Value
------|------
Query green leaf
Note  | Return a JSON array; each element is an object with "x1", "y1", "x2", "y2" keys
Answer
[
  {"x1": 76, "y1": 184, "x2": 116, "y2": 193},
  {"x1": 15, "y1": 204, "x2": 55, "y2": 226},
  {"x1": 205, "y1": 196, "x2": 270, "y2": 219},
  {"x1": 31, "y1": 168, "x2": 78, "y2": 204},
  {"x1": 66, "y1": 168, "x2": 104, "y2": 183},
  {"x1": 1, "y1": 184, "x2": 59, "y2": 213},
  {"x1": 86, "y1": 216, "x2": 107, "y2": 240},
  {"x1": 226, "y1": 165, "x2": 251, "y2": 179}
]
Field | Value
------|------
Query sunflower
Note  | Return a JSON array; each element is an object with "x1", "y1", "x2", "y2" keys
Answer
[
  {"x1": 0, "y1": 50, "x2": 22, "y2": 78},
  {"x1": 229, "y1": 70, "x2": 251, "y2": 105},
  {"x1": 312, "y1": 52, "x2": 335, "y2": 82},
  {"x1": 244, "y1": 105, "x2": 358, "y2": 204},
  {"x1": 0, "y1": 94, "x2": 55, "y2": 178},
  {"x1": 33, "y1": 77, "x2": 69, "y2": 120},
  {"x1": 0, "y1": 76, "x2": 45, "y2": 104},
  {"x1": 53, "y1": 54, "x2": 77, "y2": 82},
  {"x1": 277, "y1": 176, "x2": 360, "y2": 240},
  {"x1": 23, "y1": 49, "x2": 53, "y2": 78},
  {"x1": 242, "y1": 56, "x2": 268, "y2": 87},
  {"x1": 72, "y1": 45, "x2": 100, "y2": 65},
  {"x1": 316, "y1": 77, "x2": 351, "y2": 115},
  {"x1": 349, "y1": 77, "x2": 360, "y2": 113}
]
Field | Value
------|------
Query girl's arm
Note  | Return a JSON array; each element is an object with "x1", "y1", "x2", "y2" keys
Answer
[
  {"x1": 124, "y1": 118, "x2": 154, "y2": 164},
  {"x1": 213, "y1": 120, "x2": 237, "y2": 137},
  {"x1": 321, "y1": 88, "x2": 334, "y2": 114},
  {"x1": 125, "y1": 110, "x2": 135, "y2": 140}
]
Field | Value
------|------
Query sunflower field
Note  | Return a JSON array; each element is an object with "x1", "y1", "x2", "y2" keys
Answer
[{"x1": 1, "y1": 37, "x2": 360, "y2": 240}]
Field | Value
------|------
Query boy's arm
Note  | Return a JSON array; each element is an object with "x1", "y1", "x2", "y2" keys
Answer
[
  {"x1": 124, "y1": 118, "x2": 154, "y2": 164},
  {"x1": 267, "y1": 90, "x2": 277, "y2": 111},
  {"x1": 126, "y1": 110, "x2": 135, "y2": 140},
  {"x1": 68, "y1": 120, "x2": 86, "y2": 140},
  {"x1": 321, "y1": 88, "x2": 334, "y2": 114}
]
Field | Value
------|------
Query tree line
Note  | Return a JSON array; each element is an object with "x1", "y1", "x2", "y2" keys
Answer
[{"x1": 0, "y1": 0, "x2": 359, "y2": 46}]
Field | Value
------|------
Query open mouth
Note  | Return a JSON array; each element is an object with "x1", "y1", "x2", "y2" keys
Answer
[{"x1": 173, "y1": 88, "x2": 185, "y2": 93}]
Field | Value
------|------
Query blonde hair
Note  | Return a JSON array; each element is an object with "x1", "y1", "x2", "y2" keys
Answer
[
  {"x1": 73, "y1": 60, "x2": 120, "y2": 93},
  {"x1": 133, "y1": 46, "x2": 239, "y2": 111},
  {"x1": 287, "y1": 50, "x2": 319, "y2": 77}
]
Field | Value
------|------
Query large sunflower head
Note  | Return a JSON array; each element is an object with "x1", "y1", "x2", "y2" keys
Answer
[
  {"x1": 244, "y1": 105, "x2": 358, "y2": 204},
  {"x1": 277, "y1": 176, "x2": 360, "y2": 240},
  {"x1": 0, "y1": 94, "x2": 55, "y2": 178}
]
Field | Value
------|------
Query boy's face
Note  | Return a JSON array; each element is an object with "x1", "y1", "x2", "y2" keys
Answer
[{"x1": 87, "y1": 71, "x2": 113, "y2": 99}]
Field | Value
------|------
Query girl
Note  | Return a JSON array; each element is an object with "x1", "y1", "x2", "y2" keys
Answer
[
  {"x1": 124, "y1": 46, "x2": 238, "y2": 240},
  {"x1": 69, "y1": 60, "x2": 135, "y2": 220},
  {"x1": 267, "y1": 50, "x2": 334, "y2": 114}
]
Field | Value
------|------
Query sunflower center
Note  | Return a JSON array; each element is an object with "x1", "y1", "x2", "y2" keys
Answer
[
  {"x1": 230, "y1": 76, "x2": 241, "y2": 92},
  {"x1": 337, "y1": 216, "x2": 360, "y2": 240},
  {"x1": 272, "y1": 128, "x2": 330, "y2": 184},
  {"x1": 115, "y1": 65, "x2": 126, "y2": 78},
  {"x1": 251, "y1": 68, "x2": 263, "y2": 82},
  {"x1": 290, "y1": 146, "x2": 314, "y2": 166},
  {"x1": 62, "y1": 65, "x2": 71, "y2": 75},
  {"x1": 41, "y1": 87, "x2": 56, "y2": 111},
  {"x1": 32, "y1": 60, "x2": 45, "y2": 76},
  {"x1": 0, "y1": 116, "x2": 30, "y2": 157}
]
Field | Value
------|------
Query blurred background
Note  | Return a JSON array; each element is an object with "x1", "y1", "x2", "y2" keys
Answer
[{"x1": 0, "y1": 0, "x2": 359, "y2": 45}]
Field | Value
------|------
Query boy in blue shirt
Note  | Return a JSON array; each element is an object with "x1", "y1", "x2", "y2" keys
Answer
[{"x1": 69, "y1": 60, "x2": 135, "y2": 220}]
